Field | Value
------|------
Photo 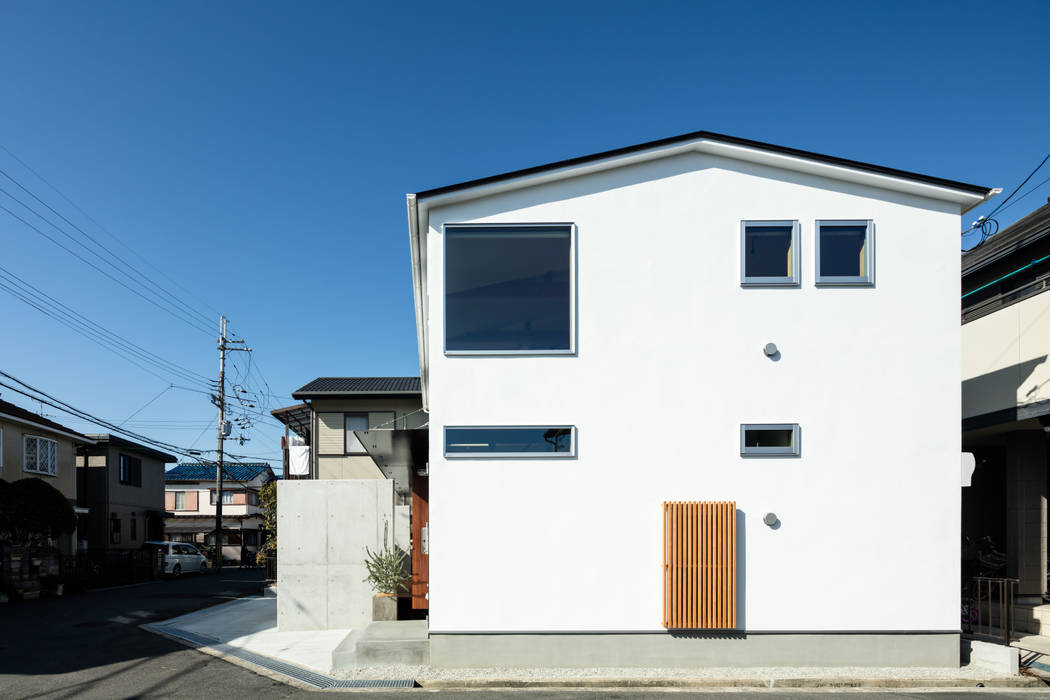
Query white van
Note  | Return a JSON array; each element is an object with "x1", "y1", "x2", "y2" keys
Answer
[{"x1": 144, "y1": 541, "x2": 209, "y2": 577}]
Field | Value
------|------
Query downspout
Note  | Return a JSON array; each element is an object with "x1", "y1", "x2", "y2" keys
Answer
[{"x1": 406, "y1": 194, "x2": 429, "y2": 411}]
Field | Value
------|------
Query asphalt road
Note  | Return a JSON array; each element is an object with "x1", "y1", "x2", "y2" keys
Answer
[{"x1": 1, "y1": 571, "x2": 1047, "y2": 698}]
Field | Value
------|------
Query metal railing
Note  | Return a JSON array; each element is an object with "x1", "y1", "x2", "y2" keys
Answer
[
  {"x1": 263, "y1": 555, "x2": 277, "y2": 582},
  {"x1": 966, "y1": 576, "x2": 1017, "y2": 645}
]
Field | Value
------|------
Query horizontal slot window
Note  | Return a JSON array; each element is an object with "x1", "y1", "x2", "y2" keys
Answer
[
  {"x1": 444, "y1": 224, "x2": 574, "y2": 354},
  {"x1": 740, "y1": 424, "x2": 800, "y2": 457},
  {"x1": 444, "y1": 426, "x2": 575, "y2": 457},
  {"x1": 741, "y1": 220, "x2": 800, "y2": 286}
]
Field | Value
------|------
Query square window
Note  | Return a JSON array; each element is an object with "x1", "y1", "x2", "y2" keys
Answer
[
  {"x1": 740, "y1": 424, "x2": 800, "y2": 457},
  {"x1": 741, "y1": 221, "x2": 800, "y2": 286},
  {"x1": 444, "y1": 224, "x2": 574, "y2": 354},
  {"x1": 816, "y1": 220, "x2": 874, "y2": 285},
  {"x1": 175, "y1": 491, "x2": 186, "y2": 510},
  {"x1": 444, "y1": 426, "x2": 575, "y2": 458}
]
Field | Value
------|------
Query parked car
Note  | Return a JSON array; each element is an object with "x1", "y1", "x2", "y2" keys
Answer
[{"x1": 142, "y1": 541, "x2": 208, "y2": 577}]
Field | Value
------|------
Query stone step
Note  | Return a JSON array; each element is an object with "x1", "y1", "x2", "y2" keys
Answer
[{"x1": 1014, "y1": 604, "x2": 1050, "y2": 636}]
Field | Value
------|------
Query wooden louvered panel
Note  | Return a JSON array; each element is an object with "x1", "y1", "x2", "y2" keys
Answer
[{"x1": 663, "y1": 501, "x2": 736, "y2": 630}]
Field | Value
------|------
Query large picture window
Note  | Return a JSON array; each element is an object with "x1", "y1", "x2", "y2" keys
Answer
[
  {"x1": 444, "y1": 426, "x2": 575, "y2": 458},
  {"x1": 816, "y1": 220, "x2": 874, "y2": 286},
  {"x1": 444, "y1": 224, "x2": 574, "y2": 353}
]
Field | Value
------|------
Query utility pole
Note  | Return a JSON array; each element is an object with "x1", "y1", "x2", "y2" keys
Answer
[{"x1": 214, "y1": 316, "x2": 249, "y2": 573}]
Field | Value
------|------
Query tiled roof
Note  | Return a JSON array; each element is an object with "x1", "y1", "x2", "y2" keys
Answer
[
  {"x1": 0, "y1": 398, "x2": 92, "y2": 441},
  {"x1": 292, "y1": 377, "x2": 421, "y2": 398},
  {"x1": 165, "y1": 462, "x2": 272, "y2": 483}
]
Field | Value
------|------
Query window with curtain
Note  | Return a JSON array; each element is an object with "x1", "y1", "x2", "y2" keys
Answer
[{"x1": 444, "y1": 224, "x2": 574, "y2": 353}]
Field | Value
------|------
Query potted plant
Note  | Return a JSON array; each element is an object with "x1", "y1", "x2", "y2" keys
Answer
[{"x1": 363, "y1": 546, "x2": 410, "y2": 621}]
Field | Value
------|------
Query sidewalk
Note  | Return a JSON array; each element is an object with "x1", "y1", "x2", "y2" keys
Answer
[{"x1": 144, "y1": 595, "x2": 1046, "y2": 691}]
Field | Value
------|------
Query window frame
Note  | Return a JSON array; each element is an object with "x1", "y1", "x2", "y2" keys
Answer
[
  {"x1": 210, "y1": 489, "x2": 236, "y2": 505},
  {"x1": 442, "y1": 222, "x2": 577, "y2": 357},
  {"x1": 740, "y1": 423, "x2": 801, "y2": 457},
  {"x1": 443, "y1": 425, "x2": 577, "y2": 459},
  {"x1": 815, "y1": 219, "x2": 875, "y2": 286},
  {"x1": 344, "y1": 412, "x2": 369, "y2": 455},
  {"x1": 119, "y1": 453, "x2": 142, "y2": 487},
  {"x1": 23, "y1": 434, "x2": 58, "y2": 476},
  {"x1": 740, "y1": 220, "x2": 801, "y2": 287},
  {"x1": 174, "y1": 491, "x2": 186, "y2": 511}
]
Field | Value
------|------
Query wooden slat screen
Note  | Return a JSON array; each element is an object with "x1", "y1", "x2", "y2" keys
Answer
[{"x1": 663, "y1": 501, "x2": 736, "y2": 630}]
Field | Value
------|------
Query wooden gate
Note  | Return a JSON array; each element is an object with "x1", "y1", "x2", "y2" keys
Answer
[
  {"x1": 662, "y1": 500, "x2": 737, "y2": 629},
  {"x1": 411, "y1": 475, "x2": 429, "y2": 609}
]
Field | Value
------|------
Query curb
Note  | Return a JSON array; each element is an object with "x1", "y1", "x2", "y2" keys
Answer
[{"x1": 418, "y1": 676, "x2": 1046, "y2": 690}]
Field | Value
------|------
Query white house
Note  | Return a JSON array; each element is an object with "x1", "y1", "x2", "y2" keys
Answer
[{"x1": 405, "y1": 130, "x2": 996, "y2": 667}]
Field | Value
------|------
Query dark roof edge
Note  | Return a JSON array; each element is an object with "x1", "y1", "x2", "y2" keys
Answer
[
  {"x1": 291, "y1": 390, "x2": 422, "y2": 400},
  {"x1": 962, "y1": 203, "x2": 1050, "y2": 275},
  {"x1": 85, "y1": 434, "x2": 178, "y2": 463},
  {"x1": 413, "y1": 130, "x2": 992, "y2": 200}
]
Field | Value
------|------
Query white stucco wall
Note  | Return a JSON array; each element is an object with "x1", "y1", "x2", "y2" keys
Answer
[{"x1": 423, "y1": 152, "x2": 962, "y2": 633}]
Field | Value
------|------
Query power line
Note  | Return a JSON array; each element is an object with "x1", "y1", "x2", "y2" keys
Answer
[
  {"x1": 989, "y1": 174, "x2": 1050, "y2": 218},
  {"x1": 962, "y1": 149, "x2": 1050, "y2": 240},
  {"x1": 118, "y1": 384, "x2": 174, "y2": 427},
  {"x1": 0, "y1": 199, "x2": 215, "y2": 337},
  {"x1": 0, "y1": 142, "x2": 223, "y2": 320},
  {"x1": 0, "y1": 166, "x2": 214, "y2": 329},
  {"x1": 0, "y1": 264, "x2": 213, "y2": 388}
]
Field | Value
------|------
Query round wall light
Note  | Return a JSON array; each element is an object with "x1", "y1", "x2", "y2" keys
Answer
[
  {"x1": 763, "y1": 512, "x2": 778, "y2": 527},
  {"x1": 763, "y1": 342, "x2": 778, "y2": 357}
]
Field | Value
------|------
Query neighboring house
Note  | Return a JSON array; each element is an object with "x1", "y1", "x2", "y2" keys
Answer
[
  {"x1": 281, "y1": 377, "x2": 425, "y2": 483},
  {"x1": 75, "y1": 434, "x2": 176, "y2": 551},
  {"x1": 405, "y1": 130, "x2": 996, "y2": 667},
  {"x1": 163, "y1": 462, "x2": 274, "y2": 565},
  {"x1": 271, "y1": 378, "x2": 430, "y2": 628},
  {"x1": 961, "y1": 202, "x2": 1050, "y2": 615},
  {"x1": 0, "y1": 397, "x2": 94, "y2": 553}
]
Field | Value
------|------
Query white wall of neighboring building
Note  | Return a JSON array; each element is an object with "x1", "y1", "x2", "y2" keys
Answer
[{"x1": 423, "y1": 152, "x2": 962, "y2": 633}]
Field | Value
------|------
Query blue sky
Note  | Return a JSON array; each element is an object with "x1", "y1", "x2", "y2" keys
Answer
[{"x1": 0, "y1": 1, "x2": 1047, "y2": 468}]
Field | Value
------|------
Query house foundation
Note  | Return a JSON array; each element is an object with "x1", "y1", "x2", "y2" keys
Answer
[{"x1": 428, "y1": 632, "x2": 960, "y2": 668}]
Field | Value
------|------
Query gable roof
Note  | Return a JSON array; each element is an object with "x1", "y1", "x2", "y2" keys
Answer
[
  {"x1": 406, "y1": 131, "x2": 998, "y2": 411},
  {"x1": 291, "y1": 377, "x2": 421, "y2": 399},
  {"x1": 0, "y1": 398, "x2": 94, "y2": 443},
  {"x1": 86, "y1": 434, "x2": 177, "y2": 463},
  {"x1": 165, "y1": 462, "x2": 273, "y2": 483},
  {"x1": 414, "y1": 130, "x2": 993, "y2": 201}
]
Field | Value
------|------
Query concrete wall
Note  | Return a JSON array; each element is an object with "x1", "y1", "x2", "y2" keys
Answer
[
  {"x1": 963, "y1": 288, "x2": 1050, "y2": 420},
  {"x1": 424, "y1": 151, "x2": 963, "y2": 633},
  {"x1": 277, "y1": 479, "x2": 395, "y2": 631}
]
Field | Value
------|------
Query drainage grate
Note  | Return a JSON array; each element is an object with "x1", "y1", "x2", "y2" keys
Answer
[{"x1": 151, "y1": 625, "x2": 415, "y2": 690}]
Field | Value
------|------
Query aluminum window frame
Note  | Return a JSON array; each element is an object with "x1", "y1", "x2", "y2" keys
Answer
[
  {"x1": 740, "y1": 423, "x2": 801, "y2": 457},
  {"x1": 443, "y1": 425, "x2": 577, "y2": 459},
  {"x1": 442, "y1": 222, "x2": 577, "y2": 356},
  {"x1": 815, "y1": 219, "x2": 875, "y2": 286},
  {"x1": 740, "y1": 220, "x2": 801, "y2": 287}
]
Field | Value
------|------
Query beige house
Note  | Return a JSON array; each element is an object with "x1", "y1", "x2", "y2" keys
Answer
[
  {"x1": 282, "y1": 377, "x2": 425, "y2": 484},
  {"x1": 0, "y1": 397, "x2": 94, "y2": 553},
  {"x1": 76, "y1": 434, "x2": 176, "y2": 551},
  {"x1": 962, "y1": 202, "x2": 1050, "y2": 617}
]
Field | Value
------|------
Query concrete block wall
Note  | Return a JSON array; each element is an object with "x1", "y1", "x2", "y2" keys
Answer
[{"x1": 277, "y1": 479, "x2": 394, "y2": 631}]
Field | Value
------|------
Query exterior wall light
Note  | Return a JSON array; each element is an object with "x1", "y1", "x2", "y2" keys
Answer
[
  {"x1": 764, "y1": 342, "x2": 778, "y2": 357},
  {"x1": 763, "y1": 512, "x2": 778, "y2": 527}
]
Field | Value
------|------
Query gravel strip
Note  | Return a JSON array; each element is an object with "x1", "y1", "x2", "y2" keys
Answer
[{"x1": 335, "y1": 664, "x2": 1010, "y2": 681}]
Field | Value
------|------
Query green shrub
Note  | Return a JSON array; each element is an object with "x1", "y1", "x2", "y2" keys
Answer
[{"x1": 362, "y1": 546, "x2": 410, "y2": 595}]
